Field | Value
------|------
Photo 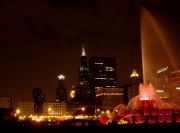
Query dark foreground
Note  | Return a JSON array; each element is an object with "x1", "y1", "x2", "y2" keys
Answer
[{"x1": 0, "y1": 123, "x2": 180, "y2": 133}]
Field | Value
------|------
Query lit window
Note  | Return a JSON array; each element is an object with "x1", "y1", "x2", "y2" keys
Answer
[
  {"x1": 156, "y1": 90, "x2": 164, "y2": 92},
  {"x1": 105, "y1": 67, "x2": 114, "y2": 71},
  {"x1": 94, "y1": 62, "x2": 103, "y2": 65}
]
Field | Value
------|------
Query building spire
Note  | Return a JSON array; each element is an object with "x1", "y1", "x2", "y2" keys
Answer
[{"x1": 81, "y1": 44, "x2": 86, "y2": 56}]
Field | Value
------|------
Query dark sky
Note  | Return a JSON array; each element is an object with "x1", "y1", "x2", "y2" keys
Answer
[{"x1": 0, "y1": 0, "x2": 179, "y2": 102}]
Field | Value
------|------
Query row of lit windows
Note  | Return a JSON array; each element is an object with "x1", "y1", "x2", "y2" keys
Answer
[
  {"x1": 96, "y1": 92, "x2": 123, "y2": 97},
  {"x1": 105, "y1": 67, "x2": 115, "y2": 71},
  {"x1": 95, "y1": 77, "x2": 115, "y2": 80},
  {"x1": 94, "y1": 62, "x2": 103, "y2": 65}
]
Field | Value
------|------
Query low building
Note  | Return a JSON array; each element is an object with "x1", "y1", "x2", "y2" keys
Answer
[
  {"x1": 17, "y1": 101, "x2": 34, "y2": 116},
  {"x1": 95, "y1": 87, "x2": 124, "y2": 111},
  {"x1": 43, "y1": 102, "x2": 67, "y2": 116},
  {"x1": 0, "y1": 96, "x2": 11, "y2": 109}
]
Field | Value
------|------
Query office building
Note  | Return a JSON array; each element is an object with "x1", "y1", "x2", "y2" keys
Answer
[
  {"x1": 156, "y1": 66, "x2": 171, "y2": 100},
  {"x1": 43, "y1": 102, "x2": 67, "y2": 116},
  {"x1": 32, "y1": 88, "x2": 45, "y2": 115},
  {"x1": 89, "y1": 56, "x2": 122, "y2": 110},
  {"x1": 75, "y1": 45, "x2": 94, "y2": 104},
  {"x1": 89, "y1": 56, "x2": 117, "y2": 90},
  {"x1": 169, "y1": 69, "x2": 180, "y2": 105},
  {"x1": 56, "y1": 74, "x2": 67, "y2": 102},
  {"x1": 129, "y1": 69, "x2": 142, "y2": 100},
  {"x1": 95, "y1": 87, "x2": 124, "y2": 111},
  {"x1": 0, "y1": 96, "x2": 11, "y2": 109},
  {"x1": 16, "y1": 101, "x2": 34, "y2": 116}
]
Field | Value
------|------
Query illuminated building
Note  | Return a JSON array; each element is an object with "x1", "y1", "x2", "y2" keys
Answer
[
  {"x1": 129, "y1": 69, "x2": 142, "y2": 100},
  {"x1": 0, "y1": 96, "x2": 11, "y2": 109},
  {"x1": 169, "y1": 70, "x2": 180, "y2": 105},
  {"x1": 32, "y1": 88, "x2": 45, "y2": 115},
  {"x1": 89, "y1": 56, "x2": 120, "y2": 110},
  {"x1": 56, "y1": 74, "x2": 67, "y2": 102},
  {"x1": 89, "y1": 56, "x2": 117, "y2": 90},
  {"x1": 156, "y1": 66, "x2": 171, "y2": 100},
  {"x1": 95, "y1": 88, "x2": 124, "y2": 110},
  {"x1": 79, "y1": 45, "x2": 89, "y2": 87},
  {"x1": 43, "y1": 102, "x2": 67, "y2": 116},
  {"x1": 17, "y1": 101, "x2": 34, "y2": 116},
  {"x1": 75, "y1": 45, "x2": 94, "y2": 104}
]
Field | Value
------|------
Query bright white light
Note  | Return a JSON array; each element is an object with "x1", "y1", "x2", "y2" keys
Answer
[
  {"x1": 156, "y1": 89, "x2": 164, "y2": 92},
  {"x1": 140, "y1": 96, "x2": 150, "y2": 100},
  {"x1": 176, "y1": 87, "x2": 180, "y2": 90},
  {"x1": 57, "y1": 74, "x2": 65, "y2": 80},
  {"x1": 35, "y1": 118, "x2": 41, "y2": 122}
]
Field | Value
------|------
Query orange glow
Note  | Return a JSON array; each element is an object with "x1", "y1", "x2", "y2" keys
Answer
[{"x1": 141, "y1": 8, "x2": 178, "y2": 85}]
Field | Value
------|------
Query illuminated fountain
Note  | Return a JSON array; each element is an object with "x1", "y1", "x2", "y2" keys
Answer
[
  {"x1": 109, "y1": 8, "x2": 180, "y2": 124},
  {"x1": 110, "y1": 83, "x2": 180, "y2": 124}
]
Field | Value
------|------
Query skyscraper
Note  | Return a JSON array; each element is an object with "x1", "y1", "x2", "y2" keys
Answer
[
  {"x1": 169, "y1": 69, "x2": 180, "y2": 105},
  {"x1": 89, "y1": 56, "x2": 122, "y2": 111},
  {"x1": 56, "y1": 74, "x2": 67, "y2": 102},
  {"x1": 76, "y1": 45, "x2": 94, "y2": 104},
  {"x1": 156, "y1": 66, "x2": 171, "y2": 101},
  {"x1": 79, "y1": 45, "x2": 89, "y2": 86},
  {"x1": 89, "y1": 56, "x2": 117, "y2": 90},
  {"x1": 32, "y1": 88, "x2": 45, "y2": 115},
  {"x1": 129, "y1": 69, "x2": 142, "y2": 100}
]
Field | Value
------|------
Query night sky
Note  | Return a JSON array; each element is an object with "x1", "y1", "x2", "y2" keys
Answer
[{"x1": 0, "y1": 0, "x2": 179, "y2": 102}]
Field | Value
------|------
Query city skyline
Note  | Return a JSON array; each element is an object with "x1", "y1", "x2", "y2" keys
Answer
[{"x1": 0, "y1": 0, "x2": 180, "y2": 102}]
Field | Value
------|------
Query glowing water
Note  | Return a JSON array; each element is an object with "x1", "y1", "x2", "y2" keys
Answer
[
  {"x1": 109, "y1": 8, "x2": 180, "y2": 124},
  {"x1": 141, "y1": 8, "x2": 178, "y2": 86},
  {"x1": 111, "y1": 83, "x2": 180, "y2": 121}
]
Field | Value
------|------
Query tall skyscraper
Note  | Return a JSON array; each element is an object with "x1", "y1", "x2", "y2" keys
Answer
[
  {"x1": 89, "y1": 56, "x2": 117, "y2": 90},
  {"x1": 79, "y1": 45, "x2": 89, "y2": 86},
  {"x1": 89, "y1": 56, "x2": 122, "y2": 111},
  {"x1": 68, "y1": 45, "x2": 95, "y2": 116},
  {"x1": 32, "y1": 88, "x2": 45, "y2": 115},
  {"x1": 76, "y1": 45, "x2": 94, "y2": 104},
  {"x1": 156, "y1": 66, "x2": 171, "y2": 101},
  {"x1": 56, "y1": 74, "x2": 67, "y2": 102}
]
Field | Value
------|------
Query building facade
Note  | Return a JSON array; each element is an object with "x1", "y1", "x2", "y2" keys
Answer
[
  {"x1": 156, "y1": 66, "x2": 171, "y2": 101},
  {"x1": 75, "y1": 45, "x2": 94, "y2": 104},
  {"x1": 0, "y1": 96, "x2": 11, "y2": 109},
  {"x1": 56, "y1": 74, "x2": 67, "y2": 102},
  {"x1": 43, "y1": 102, "x2": 67, "y2": 116},
  {"x1": 32, "y1": 88, "x2": 45, "y2": 115},
  {"x1": 95, "y1": 87, "x2": 124, "y2": 111},
  {"x1": 169, "y1": 70, "x2": 180, "y2": 105},
  {"x1": 89, "y1": 56, "x2": 117, "y2": 90},
  {"x1": 129, "y1": 69, "x2": 142, "y2": 100},
  {"x1": 17, "y1": 101, "x2": 34, "y2": 116},
  {"x1": 89, "y1": 56, "x2": 122, "y2": 110}
]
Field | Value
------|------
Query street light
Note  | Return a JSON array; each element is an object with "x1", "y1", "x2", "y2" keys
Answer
[
  {"x1": 48, "y1": 107, "x2": 52, "y2": 116},
  {"x1": 16, "y1": 109, "x2": 20, "y2": 115},
  {"x1": 81, "y1": 107, "x2": 85, "y2": 111}
]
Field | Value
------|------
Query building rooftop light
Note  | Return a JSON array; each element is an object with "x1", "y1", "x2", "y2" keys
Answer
[{"x1": 130, "y1": 69, "x2": 139, "y2": 77}]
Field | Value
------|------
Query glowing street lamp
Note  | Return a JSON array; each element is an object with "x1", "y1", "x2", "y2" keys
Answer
[
  {"x1": 81, "y1": 107, "x2": 85, "y2": 111},
  {"x1": 48, "y1": 107, "x2": 52, "y2": 116},
  {"x1": 106, "y1": 110, "x2": 110, "y2": 114},
  {"x1": 16, "y1": 109, "x2": 20, "y2": 115}
]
